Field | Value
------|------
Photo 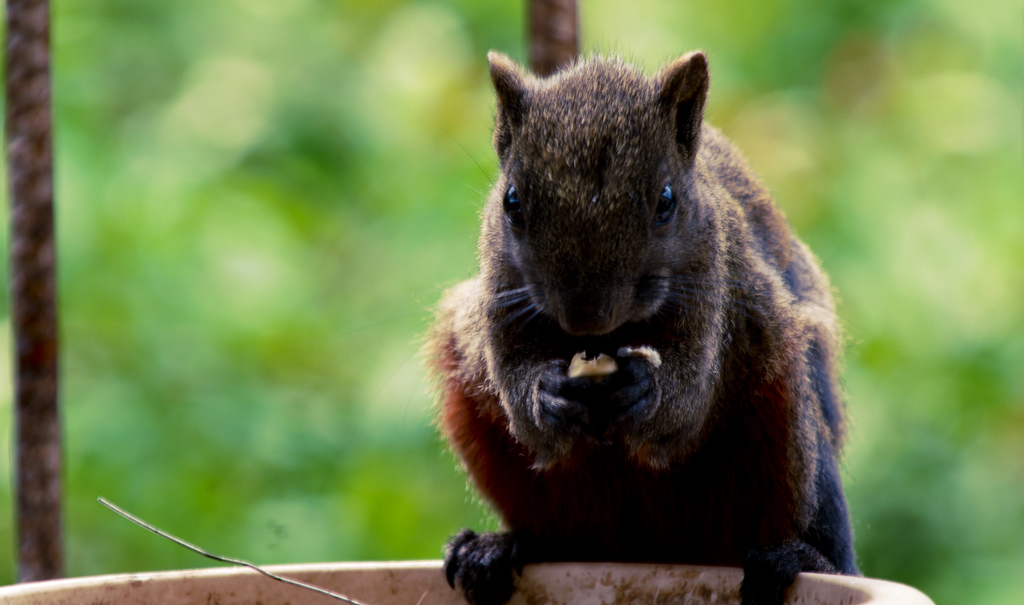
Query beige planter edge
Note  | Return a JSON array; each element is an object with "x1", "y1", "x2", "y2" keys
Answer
[{"x1": 0, "y1": 560, "x2": 934, "y2": 605}]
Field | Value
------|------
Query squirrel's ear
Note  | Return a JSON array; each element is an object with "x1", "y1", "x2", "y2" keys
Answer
[
  {"x1": 657, "y1": 51, "x2": 709, "y2": 166},
  {"x1": 488, "y1": 51, "x2": 529, "y2": 160}
]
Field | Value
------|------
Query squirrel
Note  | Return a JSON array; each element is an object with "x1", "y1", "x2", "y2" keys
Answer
[{"x1": 427, "y1": 51, "x2": 858, "y2": 605}]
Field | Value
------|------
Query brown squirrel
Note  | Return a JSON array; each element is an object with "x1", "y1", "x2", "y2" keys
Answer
[{"x1": 427, "y1": 51, "x2": 858, "y2": 605}]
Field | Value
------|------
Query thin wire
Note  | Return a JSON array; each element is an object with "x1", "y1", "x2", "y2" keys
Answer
[{"x1": 98, "y1": 498, "x2": 369, "y2": 605}]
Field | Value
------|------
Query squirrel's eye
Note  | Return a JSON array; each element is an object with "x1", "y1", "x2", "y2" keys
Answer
[
  {"x1": 655, "y1": 183, "x2": 677, "y2": 226},
  {"x1": 503, "y1": 183, "x2": 525, "y2": 228}
]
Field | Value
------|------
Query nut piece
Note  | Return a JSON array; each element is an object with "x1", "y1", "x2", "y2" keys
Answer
[
  {"x1": 567, "y1": 352, "x2": 619, "y2": 379},
  {"x1": 616, "y1": 345, "x2": 662, "y2": 368}
]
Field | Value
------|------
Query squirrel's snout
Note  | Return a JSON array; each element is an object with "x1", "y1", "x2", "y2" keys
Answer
[{"x1": 555, "y1": 299, "x2": 619, "y2": 336}]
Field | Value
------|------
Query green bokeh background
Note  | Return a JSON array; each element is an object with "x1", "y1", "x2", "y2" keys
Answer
[{"x1": 0, "y1": 0, "x2": 1021, "y2": 603}]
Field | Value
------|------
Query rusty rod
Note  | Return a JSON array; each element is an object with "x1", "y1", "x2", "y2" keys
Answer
[
  {"x1": 528, "y1": 0, "x2": 579, "y2": 76},
  {"x1": 5, "y1": 0, "x2": 63, "y2": 582}
]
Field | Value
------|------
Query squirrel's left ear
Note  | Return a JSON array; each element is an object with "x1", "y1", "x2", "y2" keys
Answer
[
  {"x1": 657, "y1": 51, "x2": 709, "y2": 166},
  {"x1": 488, "y1": 51, "x2": 530, "y2": 162}
]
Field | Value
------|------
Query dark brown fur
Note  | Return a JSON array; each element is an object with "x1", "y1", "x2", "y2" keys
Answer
[{"x1": 428, "y1": 52, "x2": 856, "y2": 605}]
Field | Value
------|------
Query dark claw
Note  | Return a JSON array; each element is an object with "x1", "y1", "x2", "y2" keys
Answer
[
  {"x1": 742, "y1": 540, "x2": 838, "y2": 605},
  {"x1": 444, "y1": 527, "x2": 477, "y2": 588},
  {"x1": 510, "y1": 538, "x2": 527, "y2": 576},
  {"x1": 442, "y1": 529, "x2": 522, "y2": 605}
]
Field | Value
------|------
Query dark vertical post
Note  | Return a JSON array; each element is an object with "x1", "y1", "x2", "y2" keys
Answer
[
  {"x1": 5, "y1": 0, "x2": 63, "y2": 582},
  {"x1": 528, "y1": 0, "x2": 579, "y2": 76}
]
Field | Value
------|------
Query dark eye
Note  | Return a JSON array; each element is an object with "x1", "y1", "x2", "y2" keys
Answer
[
  {"x1": 503, "y1": 183, "x2": 525, "y2": 227},
  {"x1": 655, "y1": 183, "x2": 676, "y2": 226}
]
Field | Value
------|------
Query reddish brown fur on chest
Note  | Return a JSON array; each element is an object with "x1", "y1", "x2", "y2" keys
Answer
[{"x1": 436, "y1": 341, "x2": 801, "y2": 565}]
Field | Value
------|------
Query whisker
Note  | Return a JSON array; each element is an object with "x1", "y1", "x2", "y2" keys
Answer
[
  {"x1": 490, "y1": 285, "x2": 540, "y2": 316},
  {"x1": 498, "y1": 301, "x2": 541, "y2": 329},
  {"x1": 492, "y1": 285, "x2": 533, "y2": 300},
  {"x1": 490, "y1": 295, "x2": 532, "y2": 310},
  {"x1": 522, "y1": 306, "x2": 546, "y2": 326}
]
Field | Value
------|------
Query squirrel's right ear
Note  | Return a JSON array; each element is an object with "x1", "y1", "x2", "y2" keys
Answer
[
  {"x1": 657, "y1": 51, "x2": 710, "y2": 166},
  {"x1": 488, "y1": 51, "x2": 529, "y2": 160}
]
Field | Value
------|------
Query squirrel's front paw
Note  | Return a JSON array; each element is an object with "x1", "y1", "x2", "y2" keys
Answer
[
  {"x1": 444, "y1": 529, "x2": 524, "y2": 605},
  {"x1": 535, "y1": 360, "x2": 597, "y2": 434},
  {"x1": 606, "y1": 354, "x2": 657, "y2": 417},
  {"x1": 534, "y1": 356, "x2": 657, "y2": 439}
]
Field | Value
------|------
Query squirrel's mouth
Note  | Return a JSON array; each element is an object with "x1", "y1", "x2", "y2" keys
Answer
[
  {"x1": 530, "y1": 316, "x2": 662, "y2": 361},
  {"x1": 496, "y1": 279, "x2": 665, "y2": 357}
]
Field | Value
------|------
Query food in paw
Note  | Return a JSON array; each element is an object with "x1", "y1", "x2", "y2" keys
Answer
[
  {"x1": 616, "y1": 345, "x2": 662, "y2": 368},
  {"x1": 567, "y1": 352, "x2": 618, "y2": 379}
]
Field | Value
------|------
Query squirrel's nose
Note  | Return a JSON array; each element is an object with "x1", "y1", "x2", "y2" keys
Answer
[{"x1": 558, "y1": 301, "x2": 616, "y2": 336}]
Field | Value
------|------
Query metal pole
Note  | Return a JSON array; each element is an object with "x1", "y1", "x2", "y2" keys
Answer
[
  {"x1": 528, "y1": 0, "x2": 579, "y2": 76},
  {"x1": 5, "y1": 0, "x2": 63, "y2": 582}
]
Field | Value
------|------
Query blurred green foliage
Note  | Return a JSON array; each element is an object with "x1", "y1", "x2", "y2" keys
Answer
[{"x1": 0, "y1": 0, "x2": 1020, "y2": 603}]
